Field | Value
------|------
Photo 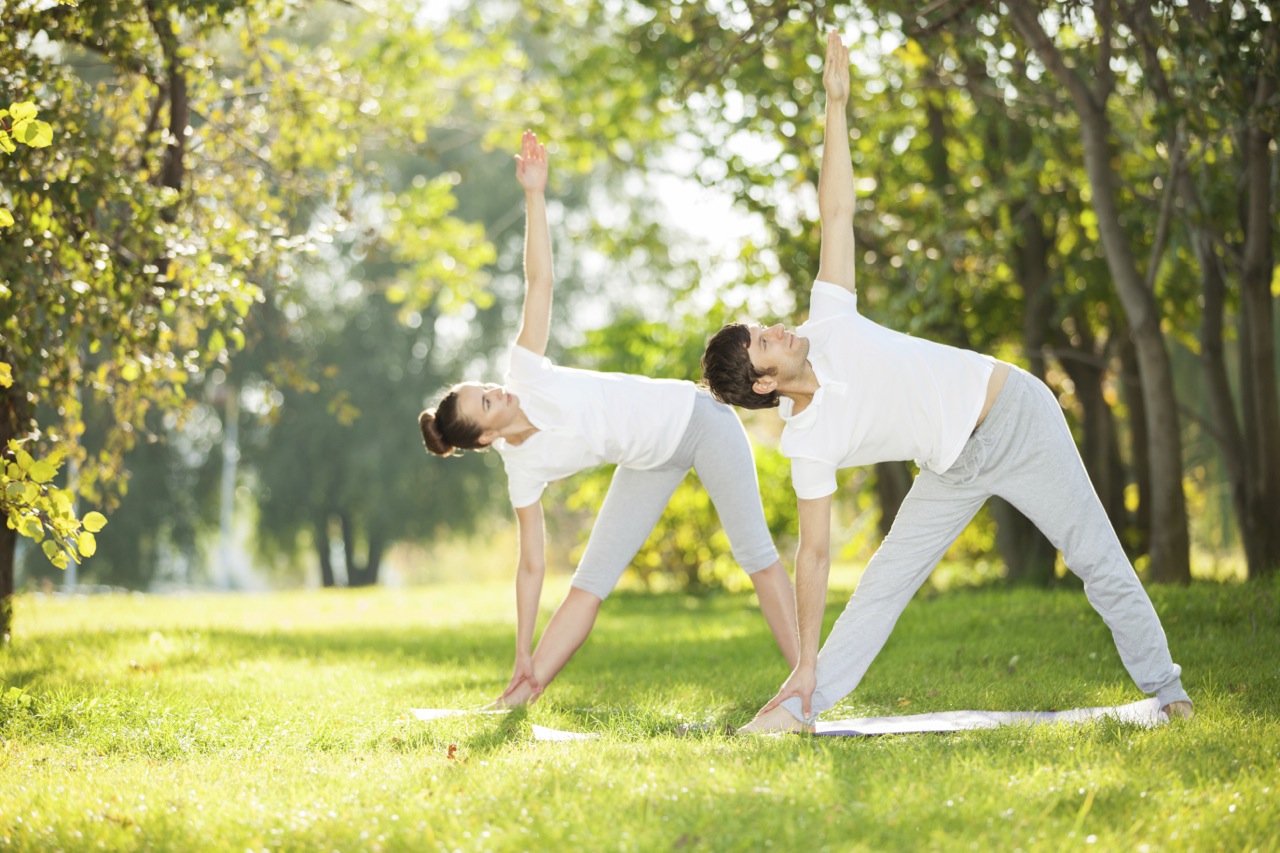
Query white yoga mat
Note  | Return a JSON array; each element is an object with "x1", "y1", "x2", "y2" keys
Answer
[
  {"x1": 409, "y1": 707, "x2": 598, "y2": 741},
  {"x1": 813, "y1": 697, "x2": 1165, "y2": 736},
  {"x1": 411, "y1": 697, "x2": 1165, "y2": 740}
]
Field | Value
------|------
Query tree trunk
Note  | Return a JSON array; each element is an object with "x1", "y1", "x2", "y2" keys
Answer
[
  {"x1": 0, "y1": 521, "x2": 13, "y2": 644},
  {"x1": 1001, "y1": 202, "x2": 1057, "y2": 584},
  {"x1": 1055, "y1": 333, "x2": 1129, "y2": 536},
  {"x1": 353, "y1": 536, "x2": 384, "y2": 588},
  {"x1": 1075, "y1": 106, "x2": 1190, "y2": 583},
  {"x1": 1185, "y1": 182, "x2": 1251, "y2": 569},
  {"x1": 1118, "y1": 336, "x2": 1150, "y2": 557},
  {"x1": 873, "y1": 461, "x2": 911, "y2": 539},
  {"x1": 0, "y1": 379, "x2": 27, "y2": 642},
  {"x1": 315, "y1": 516, "x2": 335, "y2": 588},
  {"x1": 1237, "y1": 103, "x2": 1280, "y2": 578},
  {"x1": 1007, "y1": 2, "x2": 1190, "y2": 584},
  {"x1": 339, "y1": 513, "x2": 381, "y2": 587}
]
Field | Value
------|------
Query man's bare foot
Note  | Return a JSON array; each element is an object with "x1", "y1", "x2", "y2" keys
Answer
[
  {"x1": 1162, "y1": 700, "x2": 1194, "y2": 720},
  {"x1": 735, "y1": 704, "x2": 814, "y2": 735}
]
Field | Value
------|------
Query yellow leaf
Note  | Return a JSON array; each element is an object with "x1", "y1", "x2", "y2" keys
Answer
[
  {"x1": 8, "y1": 102, "x2": 37, "y2": 122},
  {"x1": 82, "y1": 511, "x2": 107, "y2": 532},
  {"x1": 0, "y1": 209, "x2": 13, "y2": 228},
  {"x1": 77, "y1": 531, "x2": 97, "y2": 557},
  {"x1": 29, "y1": 460, "x2": 57, "y2": 483},
  {"x1": 0, "y1": 361, "x2": 11, "y2": 387},
  {"x1": 20, "y1": 515, "x2": 43, "y2": 540},
  {"x1": 18, "y1": 120, "x2": 53, "y2": 148}
]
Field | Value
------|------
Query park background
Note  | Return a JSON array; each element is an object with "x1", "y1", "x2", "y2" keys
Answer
[{"x1": 1, "y1": 1, "x2": 1278, "y2": 850}]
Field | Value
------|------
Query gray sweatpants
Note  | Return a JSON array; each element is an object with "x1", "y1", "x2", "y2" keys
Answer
[
  {"x1": 781, "y1": 366, "x2": 1190, "y2": 722},
  {"x1": 570, "y1": 391, "x2": 780, "y2": 600}
]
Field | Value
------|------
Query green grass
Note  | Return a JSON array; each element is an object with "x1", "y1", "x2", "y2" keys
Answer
[{"x1": 1, "y1": 574, "x2": 1277, "y2": 851}]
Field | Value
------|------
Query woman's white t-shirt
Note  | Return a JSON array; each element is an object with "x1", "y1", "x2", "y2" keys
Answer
[
  {"x1": 779, "y1": 281, "x2": 994, "y2": 500},
  {"x1": 495, "y1": 345, "x2": 698, "y2": 508}
]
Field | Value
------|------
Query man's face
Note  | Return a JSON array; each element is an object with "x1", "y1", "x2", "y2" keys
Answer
[
  {"x1": 746, "y1": 323, "x2": 809, "y2": 392},
  {"x1": 454, "y1": 382, "x2": 521, "y2": 444}
]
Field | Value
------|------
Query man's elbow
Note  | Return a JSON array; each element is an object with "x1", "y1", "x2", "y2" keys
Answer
[{"x1": 796, "y1": 544, "x2": 831, "y2": 568}]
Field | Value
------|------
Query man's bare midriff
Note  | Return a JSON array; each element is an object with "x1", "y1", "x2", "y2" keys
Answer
[{"x1": 975, "y1": 361, "x2": 1012, "y2": 428}]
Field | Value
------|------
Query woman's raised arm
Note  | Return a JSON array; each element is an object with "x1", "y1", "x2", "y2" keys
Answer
[{"x1": 513, "y1": 131, "x2": 553, "y2": 356}]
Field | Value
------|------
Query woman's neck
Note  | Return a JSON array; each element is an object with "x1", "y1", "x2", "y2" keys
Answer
[{"x1": 499, "y1": 410, "x2": 540, "y2": 446}]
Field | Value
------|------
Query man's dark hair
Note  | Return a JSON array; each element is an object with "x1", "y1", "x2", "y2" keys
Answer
[{"x1": 699, "y1": 323, "x2": 780, "y2": 410}]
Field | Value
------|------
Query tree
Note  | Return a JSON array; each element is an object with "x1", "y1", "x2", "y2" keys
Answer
[
  {"x1": 0, "y1": 0, "x2": 453, "y2": 630},
  {"x1": 1003, "y1": 1, "x2": 1193, "y2": 583},
  {"x1": 1118, "y1": 0, "x2": 1280, "y2": 578}
]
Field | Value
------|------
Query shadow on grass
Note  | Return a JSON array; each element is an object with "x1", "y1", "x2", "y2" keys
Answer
[{"x1": 462, "y1": 705, "x2": 531, "y2": 756}]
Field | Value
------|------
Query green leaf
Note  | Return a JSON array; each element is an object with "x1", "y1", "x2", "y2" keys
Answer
[
  {"x1": 77, "y1": 530, "x2": 97, "y2": 557},
  {"x1": 82, "y1": 511, "x2": 107, "y2": 532},
  {"x1": 15, "y1": 449, "x2": 34, "y2": 470},
  {"x1": 29, "y1": 460, "x2": 58, "y2": 483},
  {"x1": 5, "y1": 481, "x2": 36, "y2": 503}
]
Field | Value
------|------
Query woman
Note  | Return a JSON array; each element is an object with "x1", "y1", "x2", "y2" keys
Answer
[{"x1": 420, "y1": 131, "x2": 799, "y2": 706}]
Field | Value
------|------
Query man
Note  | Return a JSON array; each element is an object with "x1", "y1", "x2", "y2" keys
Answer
[{"x1": 699, "y1": 31, "x2": 1192, "y2": 733}]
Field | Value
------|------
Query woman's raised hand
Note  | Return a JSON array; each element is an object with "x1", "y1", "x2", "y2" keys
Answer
[
  {"x1": 822, "y1": 30, "x2": 850, "y2": 104},
  {"x1": 515, "y1": 130, "x2": 548, "y2": 194}
]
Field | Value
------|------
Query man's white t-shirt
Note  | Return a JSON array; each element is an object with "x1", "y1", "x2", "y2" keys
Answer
[
  {"x1": 779, "y1": 280, "x2": 994, "y2": 500},
  {"x1": 495, "y1": 345, "x2": 698, "y2": 508}
]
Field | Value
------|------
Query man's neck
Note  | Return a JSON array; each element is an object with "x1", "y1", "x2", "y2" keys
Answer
[{"x1": 781, "y1": 361, "x2": 820, "y2": 415}]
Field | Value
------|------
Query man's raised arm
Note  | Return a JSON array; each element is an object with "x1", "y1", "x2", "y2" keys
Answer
[{"x1": 814, "y1": 31, "x2": 855, "y2": 295}]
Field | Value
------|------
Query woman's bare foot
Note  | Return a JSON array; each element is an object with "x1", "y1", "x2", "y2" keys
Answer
[
  {"x1": 485, "y1": 680, "x2": 542, "y2": 710},
  {"x1": 735, "y1": 704, "x2": 814, "y2": 735},
  {"x1": 1162, "y1": 700, "x2": 1194, "y2": 720}
]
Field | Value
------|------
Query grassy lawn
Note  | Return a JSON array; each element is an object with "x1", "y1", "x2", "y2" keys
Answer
[{"x1": 1, "y1": 573, "x2": 1277, "y2": 851}]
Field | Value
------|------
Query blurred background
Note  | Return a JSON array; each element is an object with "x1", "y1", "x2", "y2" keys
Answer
[{"x1": 2, "y1": 0, "x2": 1276, "y2": 619}]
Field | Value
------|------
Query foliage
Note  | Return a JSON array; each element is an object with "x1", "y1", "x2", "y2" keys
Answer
[
  {"x1": 0, "y1": 1, "x2": 510, "y2": 591},
  {"x1": 2, "y1": 435, "x2": 106, "y2": 571},
  {"x1": 0, "y1": 578, "x2": 1276, "y2": 848},
  {"x1": 0, "y1": 99, "x2": 106, "y2": 572}
]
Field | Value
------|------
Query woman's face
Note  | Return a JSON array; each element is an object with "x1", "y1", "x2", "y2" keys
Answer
[{"x1": 454, "y1": 382, "x2": 522, "y2": 443}]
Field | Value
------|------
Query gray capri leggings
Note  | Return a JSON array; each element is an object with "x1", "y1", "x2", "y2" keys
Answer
[
  {"x1": 569, "y1": 391, "x2": 780, "y2": 600},
  {"x1": 780, "y1": 366, "x2": 1190, "y2": 722}
]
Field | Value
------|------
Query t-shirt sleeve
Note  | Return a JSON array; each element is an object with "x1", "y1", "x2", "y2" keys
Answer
[
  {"x1": 790, "y1": 456, "x2": 839, "y2": 500},
  {"x1": 808, "y1": 279, "x2": 858, "y2": 320},
  {"x1": 506, "y1": 470, "x2": 547, "y2": 509},
  {"x1": 507, "y1": 344, "x2": 553, "y2": 384}
]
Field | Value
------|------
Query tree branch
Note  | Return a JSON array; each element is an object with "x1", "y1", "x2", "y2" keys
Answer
[{"x1": 1004, "y1": 2, "x2": 1100, "y2": 114}]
